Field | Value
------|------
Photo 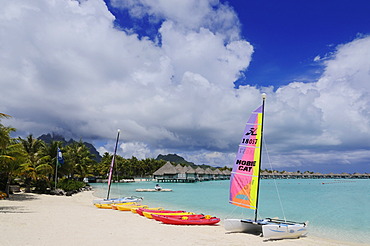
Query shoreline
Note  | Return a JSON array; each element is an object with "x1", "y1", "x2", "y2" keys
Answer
[{"x1": 0, "y1": 191, "x2": 366, "y2": 246}]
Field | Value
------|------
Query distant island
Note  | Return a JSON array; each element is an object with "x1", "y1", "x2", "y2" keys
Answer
[
  {"x1": 260, "y1": 170, "x2": 369, "y2": 179},
  {"x1": 37, "y1": 133, "x2": 370, "y2": 179}
]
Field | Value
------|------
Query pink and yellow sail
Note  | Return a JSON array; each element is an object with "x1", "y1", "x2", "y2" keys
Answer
[{"x1": 229, "y1": 105, "x2": 263, "y2": 210}]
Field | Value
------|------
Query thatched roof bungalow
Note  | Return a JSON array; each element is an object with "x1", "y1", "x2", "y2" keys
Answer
[
  {"x1": 204, "y1": 168, "x2": 214, "y2": 180},
  {"x1": 153, "y1": 161, "x2": 177, "y2": 179},
  {"x1": 222, "y1": 169, "x2": 231, "y2": 179},
  {"x1": 153, "y1": 162, "x2": 229, "y2": 182}
]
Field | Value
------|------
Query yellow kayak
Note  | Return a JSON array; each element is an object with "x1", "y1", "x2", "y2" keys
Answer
[
  {"x1": 95, "y1": 202, "x2": 136, "y2": 209},
  {"x1": 116, "y1": 204, "x2": 148, "y2": 211},
  {"x1": 131, "y1": 207, "x2": 164, "y2": 214},
  {"x1": 143, "y1": 211, "x2": 195, "y2": 219},
  {"x1": 111, "y1": 202, "x2": 138, "y2": 210}
]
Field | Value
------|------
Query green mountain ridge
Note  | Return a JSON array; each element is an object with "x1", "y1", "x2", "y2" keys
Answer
[{"x1": 38, "y1": 133, "x2": 102, "y2": 162}]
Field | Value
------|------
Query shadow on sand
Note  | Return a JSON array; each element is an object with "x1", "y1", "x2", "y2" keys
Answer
[
  {"x1": 6, "y1": 193, "x2": 39, "y2": 201},
  {"x1": 0, "y1": 205, "x2": 31, "y2": 213},
  {"x1": 0, "y1": 193, "x2": 39, "y2": 213}
]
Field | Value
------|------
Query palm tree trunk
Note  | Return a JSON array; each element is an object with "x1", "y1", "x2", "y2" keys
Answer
[
  {"x1": 25, "y1": 177, "x2": 31, "y2": 193},
  {"x1": 5, "y1": 173, "x2": 11, "y2": 196}
]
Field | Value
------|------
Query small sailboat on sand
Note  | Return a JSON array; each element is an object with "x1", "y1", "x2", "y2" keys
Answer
[
  {"x1": 224, "y1": 93, "x2": 308, "y2": 239},
  {"x1": 94, "y1": 129, "x2": 142, "y2": 206}
]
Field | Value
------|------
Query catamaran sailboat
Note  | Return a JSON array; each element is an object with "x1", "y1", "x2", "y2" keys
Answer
[
  {"x1": 224, "y1": 93, "x2": 308, "y2": 239},
  {"x1": 93, "y1": 129, "x2": 142, "y2": 205}
]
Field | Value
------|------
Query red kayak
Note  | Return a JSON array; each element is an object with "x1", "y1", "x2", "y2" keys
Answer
[
  {"x1": 151, "y1": 214, "x2": 204, "y2": 222},
  {"x1": 152, "y1": 214, "x2": 220, "y2": 225},
  {"x1": 136, "y1": 208, "x2": 186, "y2": 216}
]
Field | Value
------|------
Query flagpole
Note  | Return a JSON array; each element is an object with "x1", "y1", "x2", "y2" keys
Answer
[
  {"x1": 107, "y1": 129, "x2": 120, "y2": 200},
  {"x1": 55, "y1": 146, "x2": 59, "y2": 190}
]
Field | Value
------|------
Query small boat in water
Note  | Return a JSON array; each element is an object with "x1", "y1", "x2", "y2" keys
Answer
[{"x1": 135, "y1": 189, "x2": 172, "y2": 192}]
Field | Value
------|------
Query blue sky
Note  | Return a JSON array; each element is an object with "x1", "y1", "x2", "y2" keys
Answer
[
  {"x1": 232, "y1": 0, "x2": 370, "y2": 87},
  {"x1": 104, "y1": 0, "x2": 370, "y2": 87},
  {"x1": 1, "y1": 0, "x2": 370, "y2": 173}
]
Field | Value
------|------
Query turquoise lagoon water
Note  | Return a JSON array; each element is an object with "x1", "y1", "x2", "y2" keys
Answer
[{"x1": 91, "y1": 179, "x2": 370, "y2": 244}]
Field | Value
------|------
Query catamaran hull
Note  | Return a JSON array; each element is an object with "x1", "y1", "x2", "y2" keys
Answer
[
  {"x1": 262, "y1": 223, "x2": 308, "y2": 239},
  {"x1": 224, "y1": 219, "x2": 263, "y2": 233},
  {"x1": 93, "y1": 197, "x2": 142, "y2": 205},
  {"x1": 224, "y1": 218, "x2": 308, "y2": 239}
]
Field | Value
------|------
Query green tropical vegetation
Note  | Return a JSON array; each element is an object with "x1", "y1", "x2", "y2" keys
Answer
[{"x1": 0, "y1": 113, "x2": 169, "y2": 196}]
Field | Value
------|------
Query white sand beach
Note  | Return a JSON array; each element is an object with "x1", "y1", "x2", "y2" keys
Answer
[{"x1": 0, "y1": 191, "x2": 365, "y2": 246}]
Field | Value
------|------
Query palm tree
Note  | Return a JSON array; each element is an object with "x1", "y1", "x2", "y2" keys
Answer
[
  {"x1": 18, "y1": 134, "x2": 46, "y2": 192},
  {"x1": 64, "y1": 141, "x2": 95, "y2": 180},
  {"x1": 0, "y1": 140, "x2": 24, "y2": 195},
  {"x1": 0, "y1": 113, "x2": 23, "y2": 195},
  {"x1": 140, "y1": 158, "x2": 163, "y2": 177},
  {"x1": 38, "y1": 141, "x2": 64, "y2": 182},
  {"x1": 0, "y1": 113, "x2": 17, "y2": 195},
  {"x1": 95, "y1": 152, "x2": 111, "y2": 178},
  {"x1": 0, "y1": 113, "x2": 12, "y2": 150}
]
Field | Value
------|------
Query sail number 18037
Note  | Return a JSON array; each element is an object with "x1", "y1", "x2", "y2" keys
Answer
[{"x1": 242, "y1": 138, "x2": 258, "y2": 144}]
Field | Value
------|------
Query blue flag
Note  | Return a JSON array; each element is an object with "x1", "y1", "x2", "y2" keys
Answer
[{"x1": 57, "y1": 147, "x2": 64, "y2": 166}]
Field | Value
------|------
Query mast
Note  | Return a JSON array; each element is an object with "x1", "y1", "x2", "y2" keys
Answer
[
  {"x1": 107, "y1": 129, "x2": 120, "y2": 200},
  {"x1": 254, "y1": 93, "x2": 266, "y2": 221}
]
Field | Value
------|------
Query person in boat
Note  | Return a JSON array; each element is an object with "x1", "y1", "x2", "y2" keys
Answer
[{"x1": 155, "y1": 184, "x2": 162, "y2": 191}]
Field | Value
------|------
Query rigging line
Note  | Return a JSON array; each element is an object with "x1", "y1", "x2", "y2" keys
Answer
[
  {"x1": 226, "y1": 203, "x2": 248, "y2": 219},
  {"x1": 262, "y1": 135, "x2": 287, "y2": 222}
]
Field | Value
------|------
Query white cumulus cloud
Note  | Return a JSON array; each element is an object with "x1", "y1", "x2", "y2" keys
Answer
[{"x1": 1, "y1": 0, "x2": 370, "y2": 173}]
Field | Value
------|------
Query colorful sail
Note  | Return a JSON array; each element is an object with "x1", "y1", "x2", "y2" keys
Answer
[{"x1": 229, "y1": 105, "x2": 263, "y2": 210}]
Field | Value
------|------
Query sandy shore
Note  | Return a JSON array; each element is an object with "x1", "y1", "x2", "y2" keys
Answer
[{"x1": 0, "y1": 191, "x2": 364, "y2": 246}]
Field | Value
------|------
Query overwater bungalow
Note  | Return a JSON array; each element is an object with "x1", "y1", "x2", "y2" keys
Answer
[
  {"x1": 153, "y1": 162, "x2": 230, "y2": 183},
  {"x1": 194, "y1": 167, "x2": 206, "y2": 181},
  {"x1": 214, "y1": 169, "x2": 223, "y2": 180},
  {"x1": 184, "y1": 165, "x2": 197, "y2": 181},
  {"x1": 222, "y1": 169, "x2": 231, "y2": 179},
  {"x1": 153, "y1": 162, "x2": 179, "y2": 182},
  {"x1": 152, "y1": 162, "x2": 369, "y2": 182},
  {"x1": 204, "y1": 168, "x2": 213, "y2": 181}
]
